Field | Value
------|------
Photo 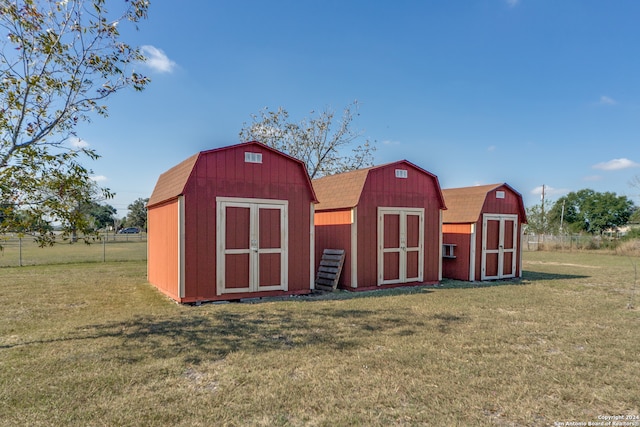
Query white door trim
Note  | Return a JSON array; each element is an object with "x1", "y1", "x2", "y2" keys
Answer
[
  {"x1": 481, "y1": 214, "x2": 518, "y2": 280},
  {"x1": 216, "y1": 197, "x2": 288, "y2": 295},
  {"x1": 377, "y1": 207, "x2": 424, "y2": 286}
]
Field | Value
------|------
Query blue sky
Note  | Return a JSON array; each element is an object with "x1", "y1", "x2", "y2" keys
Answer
[{"x1": 74, "y1": 0, "x2": 640, "y2": 217}]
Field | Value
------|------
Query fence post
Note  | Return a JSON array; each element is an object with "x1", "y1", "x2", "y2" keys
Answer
[
  {"x1": 19, "y1": 236, "x2": 22, "y2": 267},
  {"x1": 103, "y1": 232, "x2": 106, "y2": 262}
]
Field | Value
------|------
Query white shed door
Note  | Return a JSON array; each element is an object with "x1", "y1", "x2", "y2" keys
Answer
[
  {"x1": 377, "y1": 208, "x2": 424, "y2": 285},
  {"x1": 217, "y1": 198, "x2": 288, "y2": 295},
  {"x1": 481, "y1": 214, "x2": 517, "y2": 280}
]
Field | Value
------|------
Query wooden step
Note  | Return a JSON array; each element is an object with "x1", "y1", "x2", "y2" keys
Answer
[{"x1": 315, "y1": 249, "x2": 345, "y2": 291}]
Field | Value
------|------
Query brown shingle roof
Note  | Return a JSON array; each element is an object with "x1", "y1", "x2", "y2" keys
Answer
[
  {"x1": 147, "y1": 153, "x2": 199, "y2": 207},
  {"x1": 312, "y1": 167, "x2": 371, "y2": 211},
  {"x1": 441, "y1": 183, "x2": 504, "y2": 223}
]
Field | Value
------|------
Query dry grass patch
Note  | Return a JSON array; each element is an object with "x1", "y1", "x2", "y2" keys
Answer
[{"x1": 1, "y1": 253, "x2": 639, "y2": 426}]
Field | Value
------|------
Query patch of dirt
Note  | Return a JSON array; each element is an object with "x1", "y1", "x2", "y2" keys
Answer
[{"x1": 524, "y1": 261, "x2": 601, "y2": 269}]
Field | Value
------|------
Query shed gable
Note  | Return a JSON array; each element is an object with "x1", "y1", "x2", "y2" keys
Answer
[{"x1": 442, "y1": 183, "x2": 525, "y2": 224}]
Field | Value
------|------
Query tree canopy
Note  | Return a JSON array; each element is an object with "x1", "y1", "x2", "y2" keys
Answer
[
  {"x1": 548, "y1": 189, "x2": 635, "y2": 234},
  {"x1": 85, "y1": 201, "x2": 116, "y2": 230},
  {"x1": 239, "y1": 101, "x2": 376, "y2": 179},
  {"x1": 124, "y1": 197, "x2": 147, "y2": 230},
  {"x1": 0, "y1": 0, "x2": 150, "y2": 244}
]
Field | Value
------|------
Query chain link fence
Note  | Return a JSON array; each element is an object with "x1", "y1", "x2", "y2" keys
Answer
[
  {"x1": 0, "y1": 232, "x2": 147, "y2": 267},
  {"x1": 524, "y1": 233, "x2": 640, "y2": 254}
]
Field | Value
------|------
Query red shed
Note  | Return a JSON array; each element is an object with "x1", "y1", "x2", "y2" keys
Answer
[
  {"x1": 313, "y1": 161, "x2": 446, "y2": 290},
  {"x1": 147, "y1": 141, "x2": 317, "y2": 303},
  {"x1": 441, "y1": 183, "x2": 527, "y2": 281}
]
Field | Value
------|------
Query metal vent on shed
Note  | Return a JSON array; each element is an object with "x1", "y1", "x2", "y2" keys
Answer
[
  {"x1": 244, "y1": 152, "x2": 263, "y2": 163},
  {"x1": 395, "y1": 169, "x2": 408, "y2": 179}
]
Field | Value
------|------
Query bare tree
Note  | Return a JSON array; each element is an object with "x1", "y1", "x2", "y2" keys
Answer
[{"x1": 239, "y1": 101, "x2": 376, "y2": 178}]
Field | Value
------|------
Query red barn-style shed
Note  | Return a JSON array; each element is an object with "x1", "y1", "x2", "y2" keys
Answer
[
  {"x1": 442, "y1": 183, "x2": 527, "y2": 281},
  {"x1": 313, "y1": 161, "x2": 446, "y2": 290},
  {"x1": 147, "y1": 141, "x2": 317, "y2": 303}
]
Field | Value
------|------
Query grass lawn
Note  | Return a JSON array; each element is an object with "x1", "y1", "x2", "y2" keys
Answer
[
  {"x1": 0, "y1": 237, "x2": 147, "y2": 267},
  {"x1": 0, "y1": 251, "x2": 638, "y2": 426}
]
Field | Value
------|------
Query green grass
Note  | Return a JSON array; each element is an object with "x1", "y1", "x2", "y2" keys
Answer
[
  {"x1": 0, "y1": 252, "x2": 638, "y2": 426},
  {"x1": 0, "y1": 235, "x2": 147, "y2": 267}
]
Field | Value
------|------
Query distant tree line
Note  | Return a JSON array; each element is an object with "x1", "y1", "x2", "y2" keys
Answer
[
  {"x1": 1, "y1": 197, "x2": 149, "y2": 237},
  {"x1": 526, "y1": 189, "x2": 638, "y2": 236}
]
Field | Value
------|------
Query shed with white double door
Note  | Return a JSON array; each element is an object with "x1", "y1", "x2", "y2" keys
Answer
[
  {"x1": 147, "y1": 141, "x2": 317, "y2": 303},
  {"x1": 313, "y1": 161, "x2": 446, "y2": 290},
  {"x1": 441, "y1": 183, "x2": 526, "y2": 281}
]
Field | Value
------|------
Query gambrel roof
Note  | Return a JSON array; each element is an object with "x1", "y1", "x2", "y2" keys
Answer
[
  {"x1": 148, "y1": 141, "x2": 317, "y2": 208},
  {"x1": 442, "y1": 183, "x2": 526, "y2": 223},
  {"x1": 312, "y1": 160, "x2": 446, "y2": 211},
  {"x1": 148, "y1": 153, "x2": 199, "y2": 207}
]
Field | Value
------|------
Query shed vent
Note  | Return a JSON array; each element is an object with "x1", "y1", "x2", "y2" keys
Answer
[
  {"x1": 395, "y1": 169, "x2": 408, "y2": 179},
  {"x1": 496, "y1": 191, "x2": 505, "y2": 199},
  {"x1": 244, "y1": 152, "x2": 263, "y2": 163}
]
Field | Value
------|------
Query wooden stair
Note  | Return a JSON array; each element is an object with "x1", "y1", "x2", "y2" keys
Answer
[{"x1": 314, "y1": 249, "x2": 345, "y2": 291}]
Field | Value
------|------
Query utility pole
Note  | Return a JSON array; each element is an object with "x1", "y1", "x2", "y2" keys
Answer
[{"x1": 541, "y1": 184, "x2": 546, "y2": 238}]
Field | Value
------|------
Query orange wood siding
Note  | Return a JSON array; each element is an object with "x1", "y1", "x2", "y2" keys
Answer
[
  {"x1": 147, "y1": 199, "x2": 179, "y2": 300},
  {"x1": 442, "y1": 223, "x2": 472, "y2": 234},
  {"x1": 315, "y1": 210, "x2": 352, "y2": 225}
]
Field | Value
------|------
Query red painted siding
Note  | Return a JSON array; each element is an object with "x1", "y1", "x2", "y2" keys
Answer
[
  {"x1": 182, "y1": 144, "x2": 314, "y2": 301},
  {"x1": 314, "y1": 161, "x2": 444, "y2": 290},
  {"x1": 148, "y1": 142, "x2": 316, "y2": 303},
  {"x1": 442, "y1": 225, "x2": 473, "y2": 281},
  {"x1": 472, "y1": 186, "x2": 524, "y2": 280},
  {"x1": 442, "y1": 184, "x2": 525, "y2": 281},
  {"x1": 147, "y1": 199, "x2": 180, "y2": 300},
  {"x1": 314, "y1": 220, "x2": 352, "y2": 287},
  {"x1": 355, "y1": 165, "x2": 442, "y2": 288}
]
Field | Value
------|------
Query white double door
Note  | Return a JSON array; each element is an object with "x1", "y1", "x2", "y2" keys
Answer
[
  {"x1": 216, "y1": 198, "x2": 288, "y2": 295},
  {"x1": 377, "y1": 208, "x2": 424, "y2": 285},
  {"x1": 481, "y1": 214, "x2": 517, "y2": 280}
]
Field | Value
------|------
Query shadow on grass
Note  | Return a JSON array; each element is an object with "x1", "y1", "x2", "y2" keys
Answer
[
  {"x1": 2, "y1": 304, "x2": 467, "y2": 364},
  {"x1": 522, "y1": 270, "x2": 590, "y2": 282},
  {"x1": 437, "y1": 270, "x2": 589, "y2": 290},
  {"x1": 273, "y1": 285, "x2": 435, "y2": 303},
  {"x1": 80, "y1": 308, "x2": 439, "y2": 364}
]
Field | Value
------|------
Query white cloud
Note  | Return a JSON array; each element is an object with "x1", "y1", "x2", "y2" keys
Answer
[
  {"x1": 598, "y1": 95, "x2": 617, "y2": 105},
  {"x1": 382, "y1": 140, "x2": 400, "y2": 146},
  {"x1": 583, "y1": 175, "x2": 602, "y2": 182},
  {"x1": 140, "y1": 45, "x2": 177, "y2": 73},
  {"x1": 487, "y1": 145, "x2": 497, "y2": 152},
  {"x1": 592, "y1": 158, "x2": 640, "y2": 171},
  {"x1": 91, "y1": 175, "x2": 108, "y2": 182},
  {"x1": 69, "y1": 137, "x2": 89, "y2": 148},
  {"x1": 506, "y1": 0, "x2": 519, "y2": 7}
]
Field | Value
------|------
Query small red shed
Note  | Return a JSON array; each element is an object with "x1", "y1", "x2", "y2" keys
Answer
[
  {"x1": 313, "y1": 161, "x2": 446, "y2": 290},
  {"x1": 147, "y1": 141, "x2": 318, "y2": 303},
  {"x1": 441, "y1": 183, "x2": 527, "y2": 281}
]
